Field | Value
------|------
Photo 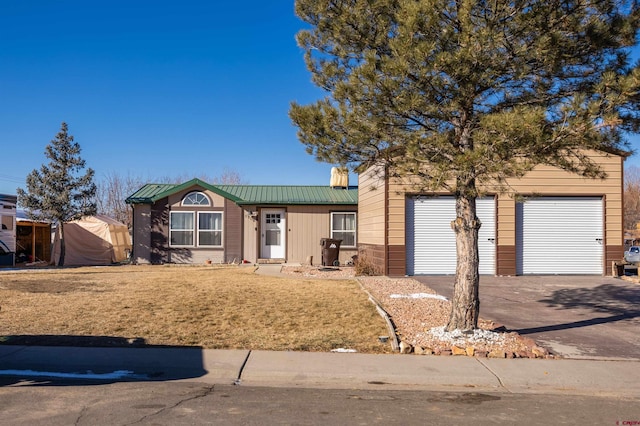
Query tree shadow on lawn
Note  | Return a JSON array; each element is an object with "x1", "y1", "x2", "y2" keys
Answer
[
  {"x1": 514, "y1": 283, "x2": 640, "y2": 335},
  {"x1": 0, "y1": 334, "x2": 209, "y2": 387},
  {"x1": 1, "y1": 334, "x2": 158, "y2": 347}
]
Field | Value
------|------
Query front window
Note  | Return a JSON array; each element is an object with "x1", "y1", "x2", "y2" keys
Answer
[
  {"x1": 182, "y1": 192, "x2": 210, "y2": 206},
  {"x1": 198, "y1": 212, "x2": 223, "y2": 246},
  {"x1": 170, "y1": 211, "x2": 223, "y2": 247},
  {"x1": 331, "y1": 212, "x2": 356, "y2": 247},
  {"x1": 170, "y1": 212, "x2": 194, "y2": 246}
]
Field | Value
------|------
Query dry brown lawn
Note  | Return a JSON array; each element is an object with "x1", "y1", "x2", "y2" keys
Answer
[{"x1": 0, "y1": 265, "x2": 392, "y2": 353}]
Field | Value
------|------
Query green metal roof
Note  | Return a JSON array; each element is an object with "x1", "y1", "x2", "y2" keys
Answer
[
  {"x1": 126, "y1": 180, "x2": 358, "y2": 206},
  {"x1": 125, "y1": 183, "x2": 178, "y2": 204},
  {"x1": 215, "y1": 185, "x2": 358, "y2": 205}
]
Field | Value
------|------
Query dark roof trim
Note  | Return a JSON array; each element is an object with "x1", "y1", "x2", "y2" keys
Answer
[{"x1": 125, "y1": 178, "x2": 243, "y2": 205}]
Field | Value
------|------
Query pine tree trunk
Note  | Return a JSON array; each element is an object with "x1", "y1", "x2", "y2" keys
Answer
[
  {"x1": 445, "y1": 193, "x2": 480, "y2": 331},
  {"x1": 58, "y1": 222, "x2": 66, "y2": 267}
]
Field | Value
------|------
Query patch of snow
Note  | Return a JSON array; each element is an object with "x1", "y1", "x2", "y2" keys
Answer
[
  {"x1": 331, "y1": 348, "x2": 357, "y2": 353},
  {"x1": 0, "y1": 369, "x2": 147, "y2": 380},
  {"x1": 390, "y1": 293, "x2": 448, "y2": 301}
]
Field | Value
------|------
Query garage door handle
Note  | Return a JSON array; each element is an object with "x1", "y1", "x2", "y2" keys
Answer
[
  {"x1": 488, "y1": 238, "x2": 495, "y2": 242},
  {"x1": 595, "y1": 238, "x2": 603, "y2": 243}
]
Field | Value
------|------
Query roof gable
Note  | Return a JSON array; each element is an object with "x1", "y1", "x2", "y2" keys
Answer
[{"x1": 125, "y1": 179, "x2": 242, "y2": 205}]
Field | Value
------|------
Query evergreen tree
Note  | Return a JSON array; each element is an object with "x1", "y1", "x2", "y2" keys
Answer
[
  {"x1": 290, "y1": 0, "x2": 640, "y2": 331},
  {"x1": 17, "y1": 122, "x2": 97, "y2": 266}
]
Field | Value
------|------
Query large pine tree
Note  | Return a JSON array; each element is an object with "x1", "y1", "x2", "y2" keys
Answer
[
  {"x1": 17, "y1": 122, "x2": 97, "y2": 266},
  {"x1": 290, "y1": 0, "x2": 640, "y2": 331}
]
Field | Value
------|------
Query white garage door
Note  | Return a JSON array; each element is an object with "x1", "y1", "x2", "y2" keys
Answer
[
  {"x1": 406, "y1": 196, "x2": 496, "y2": 275},
  {"x1": 516, "y1": 197, "x2": 603, "y2": 274}
]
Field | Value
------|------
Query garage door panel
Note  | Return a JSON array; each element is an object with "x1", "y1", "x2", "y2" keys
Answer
[
  {"x1": 516, "y1": 197, "x2": 603, "y2": 274},
  {"x1": 407, "y1": 197, "x2": 495, "y2": 275}
]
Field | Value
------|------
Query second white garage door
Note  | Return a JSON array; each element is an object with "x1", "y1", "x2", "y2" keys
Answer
[
  {"x1": 516, "y1": 197, "x2": 603, "y2": 274},
  {"x1": 406, "y1": 196, "x2": 496, "y2": 275}
]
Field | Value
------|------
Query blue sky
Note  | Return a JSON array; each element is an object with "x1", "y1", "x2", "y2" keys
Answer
[{"x1": 0, "y1": 1, "x2": 638, "y2": 196}]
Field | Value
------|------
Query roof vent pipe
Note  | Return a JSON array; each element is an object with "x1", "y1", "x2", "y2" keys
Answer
[{"x1": 330, "y1": 167, "x2": 349, "y2": 188}]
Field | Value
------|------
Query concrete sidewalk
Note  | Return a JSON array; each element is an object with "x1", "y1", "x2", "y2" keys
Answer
[{"x1": 1, "y1": 345, "x2": 638, "y2": 398}]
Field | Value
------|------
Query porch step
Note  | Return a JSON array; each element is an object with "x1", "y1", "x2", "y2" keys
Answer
[{"x1": 257, "y1": 258, "x2": 285, "y2": 264}]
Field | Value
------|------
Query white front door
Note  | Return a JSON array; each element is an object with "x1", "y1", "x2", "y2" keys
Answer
[{"x1": 261, "y1": 209, "x2": 286, "y2": 259}]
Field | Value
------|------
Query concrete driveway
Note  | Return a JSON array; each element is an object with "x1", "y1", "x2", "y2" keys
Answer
[{"x1": 412, "y1": 275, "x2": 640, "y2": 360}]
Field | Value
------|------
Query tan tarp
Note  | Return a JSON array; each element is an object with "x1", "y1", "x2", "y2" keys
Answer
[{"x1": 52, "y1": 215, "x2": 131, "y2": 266}]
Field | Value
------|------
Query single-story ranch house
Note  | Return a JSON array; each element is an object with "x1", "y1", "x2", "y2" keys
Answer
[
  {"x1": 127, "y1": 150, "x2": 625, "y2": 276},
  {"x1": 126, "y1": 177, "x2": 358, "y2": 266},
  {"x1": 358, "y1": 150, "x2": 626, "y2": 276}
]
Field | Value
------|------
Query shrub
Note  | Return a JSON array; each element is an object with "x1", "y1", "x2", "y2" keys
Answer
[{"x1": 354, "y1": 254, "x2": 381, "y2": 276}]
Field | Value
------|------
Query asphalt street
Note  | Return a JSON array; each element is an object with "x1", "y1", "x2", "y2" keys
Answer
[{"x1": 0, "y1": 381, "x2": 637, "y2": 425}]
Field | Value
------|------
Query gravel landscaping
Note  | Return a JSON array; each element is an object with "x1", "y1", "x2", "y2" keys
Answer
[{"x1": 282, "y1": 265, "x2": 551, "y2": 358}]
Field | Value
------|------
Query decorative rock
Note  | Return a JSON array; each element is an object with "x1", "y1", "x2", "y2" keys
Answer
[
  {"x1": 451, "y1": 346, "x2": 466, "y2": 356},
  {"x1": 465, "y1": 347, "x2": 475, "y2": 357},
  {"x1": 532, "y1": 346, "x2": 548, "y2": 358},
  {"x1": 414, "y1": 346, "x2": 434, "y2": 355},
  {"x1": 488, "y1": 349, "x2": 506, "y2": 358},
  {"x1": 519, "y1": 337, "x2": 538, "y2": 348},
  {"x1": 399, "y1": 341, "x2": 413, "y2": 354}
]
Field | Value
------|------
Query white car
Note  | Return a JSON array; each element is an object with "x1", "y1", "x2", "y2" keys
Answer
[{"x1": 624, "y1": 246, "x2": 640, "y2": 263}]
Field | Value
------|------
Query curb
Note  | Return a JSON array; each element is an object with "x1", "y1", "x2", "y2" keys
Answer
[{"x1": 356, "y1": 277, "x2": 400, "y2": 352}]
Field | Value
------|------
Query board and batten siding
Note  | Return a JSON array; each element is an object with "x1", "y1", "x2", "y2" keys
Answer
[
  {"x1": 286, "y1": 205, "x2": 357, "y2": 266},
  {"x1": 132, "y1": 203, "x2": 151, "y2": 264},
  {"x1": 242, "y1": 205, "x2": 259, "y2": 264},
  {"x1": 224, "y1": 201, "x2": 243, "y2": 264}
]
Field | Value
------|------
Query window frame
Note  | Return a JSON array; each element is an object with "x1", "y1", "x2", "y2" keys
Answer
[
  {"x1": 197, "y1": 211, "x2": 223, "y2": 247},
  {"x1": 182, "y1": 191, "x2": 211, "y2": 206},
  {"x1": 330, "y1": 212, "x2": 357, "y2": 248},
  {"x1": 169, "y1": 210, "x2": 224, "y2": 248},
  {"x1": 169, "y1": 211, "x2": 195, "y2": 247}
]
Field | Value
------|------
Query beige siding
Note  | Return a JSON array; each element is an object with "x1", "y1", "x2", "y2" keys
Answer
[
  {"x1": 496, "y1": 195, "x2": 517, "y2": 246},
  {"x1": 499, "y1": 153, "x2": 623, "y2": 247},
  {"x1": 358, "y1": 166, "x2": 386, "y2": 246},
  {"x1": 365, "y1": 150, "x2": 624, "y2": 276},
  {"x1": 132, "y1": 204, "x2": 151, "y2": 264},
  {"x1": 286, "y1": 205, "x2": 357, "y2": 265},
  {"x1": 243, "y1": 205, "x2": 258, "y2": 263},
  {"x1": 386, "y1": 153, "x2": 623, "y2": 247},
  {"x1": 168, "y1": 249, "x2": 224, "y2": 264},
  {"x1": 167, "y1": 189, "x2": 227, "y2": 208},
  {"x1": 388, "y1": 192, "x2": 406, "y2": 246}
]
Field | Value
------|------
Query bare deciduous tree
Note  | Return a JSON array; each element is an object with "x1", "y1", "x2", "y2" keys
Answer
[
  {"x1": 97, "y1": 168, "x2": 247, "y2": 229},
  {"x1": 625, "y1": 165, "x2": 640, "y2": 232},
  {"x1": 96, "y1": 172, "x2": 145, "y2": 229}
]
